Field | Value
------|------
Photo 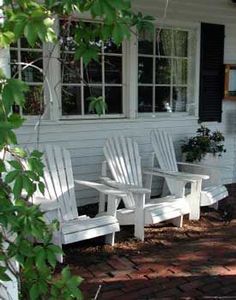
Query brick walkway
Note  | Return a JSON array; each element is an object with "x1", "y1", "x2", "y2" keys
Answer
[{"x1": 63, "y1": 184, "x2": 236, "y2": 299}]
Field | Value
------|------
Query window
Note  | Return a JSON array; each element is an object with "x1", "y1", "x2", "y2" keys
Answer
[
  {"x1": 10, "y1": 39, "x2": 44, "y2": 115},
  {"x1": 138, "y1": 27, "x2": 192, "y2": 113},
  {"x1": 59, "y1": 20, "x2": 124, "y2": 117}
]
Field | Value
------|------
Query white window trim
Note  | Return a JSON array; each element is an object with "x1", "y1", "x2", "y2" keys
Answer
[
  {"x1": 7, "y1": 18, "x2": 201, "y2": 122},
  {"x1": 134, "y1": 20, "x2": 201, "y2": 119}
]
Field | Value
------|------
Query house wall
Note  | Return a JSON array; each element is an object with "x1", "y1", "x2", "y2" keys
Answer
[{"x1": 15, "y1": 0, "x2": 236, "y2": 206}]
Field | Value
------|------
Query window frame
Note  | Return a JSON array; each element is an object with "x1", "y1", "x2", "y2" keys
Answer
[
  {"x1": 10, "y1": 39, "x2": 46, "y2": 119},
  {"x1": 56, "y1": 19, "x2": 127, "y2": 120},
  {"x1": 136, "y1": 21, "x2": 200, "y2": 119}
]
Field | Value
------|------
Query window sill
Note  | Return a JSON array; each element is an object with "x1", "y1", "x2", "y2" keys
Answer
[{"x1": 22, "y1": 112, "x2": 198, "y2": 126}]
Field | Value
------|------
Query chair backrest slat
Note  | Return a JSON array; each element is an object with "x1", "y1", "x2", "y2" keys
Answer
[
  {"x1": 151, "y1": 130, "x2": 179, "y2": 195},
  {"x1": 30, "y1": 145, "x2": 78, "y2": 222},
  {"x1": 104, "y1": 137, "x2": 143, "y2": 208}
]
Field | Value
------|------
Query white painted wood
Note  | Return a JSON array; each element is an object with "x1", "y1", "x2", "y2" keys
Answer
[
  {"x1": 31, "y1": 145, "x2": 121, "y2": 261},
  {"x1": 102, "y1": 136, "x2": 191, "y2": 240},
  {"x1": 151, "y1": 129, "x2": 229, "y2": 216}
]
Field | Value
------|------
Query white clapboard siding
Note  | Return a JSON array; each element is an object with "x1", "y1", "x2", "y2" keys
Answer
[
  {"x1": 132, "y1": 0, "x2": 236, "y2": 24},
  {"x1": 17, "y1": 116, "x2": 235, "y2": 206}
]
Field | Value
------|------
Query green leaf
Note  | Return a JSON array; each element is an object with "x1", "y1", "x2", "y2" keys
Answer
[
  {"x1": 8, "y1": 160, "x2": 22, "y2": 170},
  {"x1": 11, "y1": 147, "x2": 27, "y2": 158},
  {"x1": 38, "y1": 182, "x2": 45, "y2": 195},
  {"x1": 2, "y1": 79, "x2": 28, "y2": 114},
  {"x1": 0, "y1": 266, "x2": 11, "y2": 281},
  {"x1": 4, "y1": 170, "x2": 20, "y2": 183},
  {"x1": 13, "y1": 176, "x2": 23, "y2": 198},
  {"x1": 30, "y1": 150, "x2": 43, "y2": 159},
  {"x1": 24, "y1": 22, "x2": 38, "y2": 47},
  {"x1": 0, "y1": 159, "x2": 6, "y2": 172},
  {"x1": 30, "y1": 283, "x2": 40, "y2": 300}
]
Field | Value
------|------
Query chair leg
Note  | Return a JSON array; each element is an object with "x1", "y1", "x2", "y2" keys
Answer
[
  {"x1": 105, "y1": 233, "x2": 115, "y2": 246},
  {"x1": 134, "y1": 194, "x2": 145, "y2": 241},
  {"x1": 169, "y1": 215, "x2": 183, "y2": 227}
]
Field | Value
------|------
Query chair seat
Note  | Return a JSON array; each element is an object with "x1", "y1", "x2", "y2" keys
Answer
[
  {"x1": 62, "y1": 215, "x2": 119, "y2": 234},
  {"x1": 117, "y1": 197, "x2": 190, "y2": 225},
  {"x1": 201, "y1": 185, "x2": 229, "y2": 206}
]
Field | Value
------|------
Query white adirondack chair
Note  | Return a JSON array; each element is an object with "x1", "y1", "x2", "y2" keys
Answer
[
  {"x1": 31, "y1": 145, "x2": 125, "y2": 261},
  {"x1": 150, "y1": 130, "x2": 229, "y2": 218},
  {"x1": 100, "y1": 136, "x2": 207, "y2": 241}
]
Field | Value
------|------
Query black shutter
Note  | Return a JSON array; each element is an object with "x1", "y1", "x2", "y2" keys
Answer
[{"x1": 199, "y1": 23, "x2": 225, "y2": 122}]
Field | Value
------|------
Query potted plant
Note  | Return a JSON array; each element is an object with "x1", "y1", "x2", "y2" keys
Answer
[{"x1": 181, "y1": 125, "x2": 226, "y2": 163}]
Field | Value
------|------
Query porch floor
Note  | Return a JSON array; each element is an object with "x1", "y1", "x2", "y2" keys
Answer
[{"x1": 62, "y1": 184, "x2": 236, "y2": 299}]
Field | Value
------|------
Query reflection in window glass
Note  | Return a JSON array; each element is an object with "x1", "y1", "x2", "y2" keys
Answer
[
  {"x1": 61, "y1": 53, "x2": 81, "y2": 83},
  {"x1": 138, "y1": 30, "x2": 153, "y2": 55},
  {"x1": 156, "y1": 29, "x2": 172, "y2": 56},
  {"x1": 155, "y1": 58, "x2": 171, "y2": 84},
  {"x1": 62, "y1": 86, "x2": 81, "y2": 115},
  {"x1": 105, "y1": 56, "x2": 122, "y2": 84},
  {"x1": 155, "y1": 87, "x2": 171, "y2": 112},
  {"x1": 60, "y1": 20, "x2": 124, "y2": 117},
  {"x1": 138, "y1": 87, "x2": 153, "y2": 112},
  {"x1": 84, "y1": 59, "x2": 102, "y2": 84},
  {"x1": 21, "y1": 51, "x2": 43, "y2": 82},
  {"x1": 138, "y1": 27, "x2": 189, "y2": 113},
  {"x1": 105, "y1": 87, "x2": 122, "y2": 114},
  {"x1": 138, "y1": 57, "x2": 153, "y2": 83},
  {"x1": 173, "y1": 59, "x2": 187, "y2": 85},
  {"x1": 10, "y1": 39, "x2": 44, "y2": 115},
  {"x1": 23, "y1": 85, "x2": 44, "y2": 115},
  {"x1": 173, "y1": 30, "x2": 188, "y2": 57},
  {"x1": 172, "y1": 87, "x2": 187, "y2": 112}
]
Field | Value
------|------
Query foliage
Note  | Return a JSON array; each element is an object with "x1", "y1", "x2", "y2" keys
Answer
[
  {"x1": 0, "y1": 0, "x2": 154, "y2": 299},
  {"x1": 181, "y1": 125, "x2": 226, "y2": 162}
]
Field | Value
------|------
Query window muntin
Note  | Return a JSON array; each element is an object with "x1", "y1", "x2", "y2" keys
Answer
[
  {"x1": 10, "y1": 39, "x2": 44, "y2": 116},
  {"x1": 60, "y1": 20, "x2": 124, "y2": 117},
  {"x1": 138, "y1": 28, "x2": 190, "y2": 113}
]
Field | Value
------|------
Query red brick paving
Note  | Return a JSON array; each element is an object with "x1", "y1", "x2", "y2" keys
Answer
[{"x1": 62, "y1": 184, "x2": 236, "y2": 299}]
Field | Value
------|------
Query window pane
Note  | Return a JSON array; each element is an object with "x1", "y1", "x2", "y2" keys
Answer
[
  {"x1": 105, "y1": 56, "x2": 122, "y2": 84},
  {"x1": 138, "y1": 87, "x2": 153, "y2": 112},
  {"x1": 104, "y1": 39, "x2": 122, "y2": 54},
  {"x1": 156, "y1": 29, "x2": 172, "y2": 56},
  {"x1": 155, "y1": 87, "x2": 171, "y2": 112},
  {"x1": 138, "y1": 57, "x2": 153, "y2": 83},
  {"x1": 172, "y1": 87, "x2": 187, "y2": 112},
  {"x1": 156, "y1": 58, "x2": 171, "y2": 84},
  {"x1": 84, "y1": 59, "x2": 102, "y2": 84},
  {"x1": 105, "y1": 87, "x2": 122, "y2": 114},
  {"x1": 21, "y1": 51, "x2": 43, "y2": 82},
  {"x1": 173, "y1": 30, "x2": 188, "y2": 57},
  {"x1": 62, "y1": 86, "x2": 81, "y2": 115},
  {"x1": 23, "y1": 85, "x2": 44, "y2": 115},
  {"x1": 61, "y1": 53, "x2": 81, "y2": 83},
  {"x1": 138, "y1": 30, "x2": 153, "y2": 55},
  {"x1": 172, "y1": 59, "x2": 187, "y2": 85},
  {"x1": 84, "y1": 86, "x2": 103, "y2": 114},
  {"x1": 10, "y1": 50, "x2": 19, "y2": 78}
]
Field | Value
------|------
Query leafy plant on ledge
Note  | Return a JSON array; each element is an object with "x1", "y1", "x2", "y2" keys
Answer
[{"x1": 181, "y1": 125, "x2": 226, "y2": 163}]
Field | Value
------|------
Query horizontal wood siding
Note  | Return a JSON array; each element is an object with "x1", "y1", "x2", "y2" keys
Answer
[{"x1": 17, "y1": 117, "x2": 234, "y2": 206}]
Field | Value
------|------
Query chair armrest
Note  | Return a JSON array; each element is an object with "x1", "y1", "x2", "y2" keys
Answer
[
  {"x1": 75, "y1": 179, "x2": 127, "y2": 197},
  {"x1": 144, "y1": 168, "x2": 209, "y2": 182},
  {"x1": 177, "y1": 161, "x2": 231, "y2": 171},
  {"x1": 100, "y1": 177, "x2": 151, "y2": 195}
]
